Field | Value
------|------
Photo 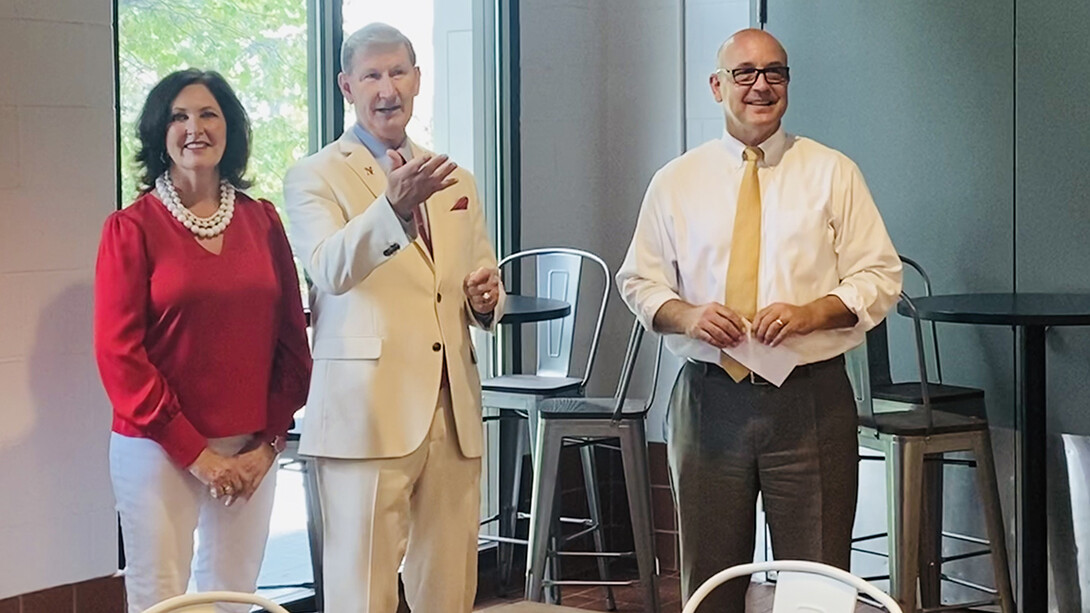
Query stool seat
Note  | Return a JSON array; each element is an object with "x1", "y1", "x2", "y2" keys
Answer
[
  {"x1": 538, "y1": 397, "x2": 646, "y2": 419},
  {"x1": 861, "y1": 408, "x2": 988, "y2": 436},
  {"x1": 483, "y1": 375, "x2": 583, "y2": 395},
  {"x1": 872, "y1": 382, "x2": 983, "y2": 405}
]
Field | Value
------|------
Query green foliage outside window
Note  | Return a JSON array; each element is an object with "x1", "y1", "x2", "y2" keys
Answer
[{"x1": 117, "y1": 0, "x2": 308, "y2": 212}]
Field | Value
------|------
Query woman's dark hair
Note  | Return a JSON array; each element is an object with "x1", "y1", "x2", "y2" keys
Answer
[{"x1": 134, "y1": 69, "x2": 252, "y2": 192}]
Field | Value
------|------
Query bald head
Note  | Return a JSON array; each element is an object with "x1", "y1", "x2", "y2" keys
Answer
[
  {"x1": 709, "y1": 28, "x2": 789, "y2": 146},
  {"x1": 717, "y1": 28, "x2": 787, "y2": 69}
]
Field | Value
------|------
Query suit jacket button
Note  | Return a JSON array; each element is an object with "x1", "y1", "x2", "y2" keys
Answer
[
  {"x1": 383, "y1": 244, "x2": 399, "y2": 257},
  {"x1": 436, "y1": 292, "x2": 442, "y2": 303},
  {"x1": 432, "y1": 342, "x2": 442, "y2": 352}
]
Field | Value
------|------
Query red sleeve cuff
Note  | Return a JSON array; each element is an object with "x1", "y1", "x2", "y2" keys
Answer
[{"x1": 153, "y1": 413, "x2": 207, "y2": 468}]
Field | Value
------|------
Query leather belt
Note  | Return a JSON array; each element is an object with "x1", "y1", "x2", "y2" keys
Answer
[{"x1": 687, "y1": 355, "x2": 844, "y2": 386}]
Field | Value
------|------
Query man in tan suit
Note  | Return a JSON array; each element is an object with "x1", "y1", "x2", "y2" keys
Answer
[{"x1": 283, "y1": 22, "x2": 504, "y2": 613}]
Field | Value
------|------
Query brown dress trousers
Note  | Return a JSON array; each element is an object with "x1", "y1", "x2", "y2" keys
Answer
[{"x1": 667, "y1": 356, "x2": 859, "y2": 613}]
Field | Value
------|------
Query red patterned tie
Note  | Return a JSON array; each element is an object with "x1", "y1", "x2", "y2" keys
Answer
[{"x1": 412, "y1": 205, "x2": 432, "y2": 255}]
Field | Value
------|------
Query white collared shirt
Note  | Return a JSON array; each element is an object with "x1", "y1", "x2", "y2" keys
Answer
[{"x1": 617, "y1": 128, "x2": 902, "y2": 366}]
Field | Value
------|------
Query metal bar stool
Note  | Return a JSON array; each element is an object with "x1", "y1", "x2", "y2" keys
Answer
[
  {"x1": 525, "y1": 320, "x2": 662, "y2": 612},
  {"x1": 848, "y1": 290, "x2": 1014, "y2": 613},
  {"x1": 480, "y1": 248, "x2": 614, "y2": 601}
]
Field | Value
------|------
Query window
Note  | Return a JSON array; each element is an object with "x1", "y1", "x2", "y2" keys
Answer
[
  {"x1": 115, "y1": 0, "x2": 510, "y2": 604},
  {"x1": 116, "y1": 0, "x2": 310, "y2": 206}
]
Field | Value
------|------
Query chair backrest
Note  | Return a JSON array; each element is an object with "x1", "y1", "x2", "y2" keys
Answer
[
  {"x1": 858, "y1": 256, "x2": 939, "y2": 388},
  {"x1": 847, "y1": 256, "x2": 936, "y2": 428},
  {"x1": 498, "y1": 248, "x2": 610, "y2": 387},
  {"x1": 142, "y1": 591, "x2": 289, "y2": 613},
  {"x1": 680, "y1": 560, "x2": 903, "y2": 613},
  {"x1": 899, "y1": 256, "x2": 942, "y2": 384},
  {"x1": 610, "y1": 318, "x2": 665, "y2": 420}
]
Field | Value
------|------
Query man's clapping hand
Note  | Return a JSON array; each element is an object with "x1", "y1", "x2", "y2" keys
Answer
[{"x1": 386, "y1": 151, "x2": 458, "y2": 219}]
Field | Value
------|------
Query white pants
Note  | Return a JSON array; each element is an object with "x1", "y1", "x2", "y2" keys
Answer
[
  {"x1": 316, "y1": 388, "x2": 482, "y2": 613},
  {"x1": 110, "y1": 433, "x2": 277, "y2": 613}
]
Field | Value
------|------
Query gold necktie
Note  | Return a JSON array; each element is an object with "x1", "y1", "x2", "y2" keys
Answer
[{"x1": 720, "y1": 146, "x2": 764, "y2": 382}]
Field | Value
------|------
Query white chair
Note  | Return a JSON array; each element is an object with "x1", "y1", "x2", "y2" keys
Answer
[
  {"x1": 681, "y1": 561, "x2": 903, "y2": 613},
  {"x1": 142, "y1": 591, "x2": 289, "y2": 613}
]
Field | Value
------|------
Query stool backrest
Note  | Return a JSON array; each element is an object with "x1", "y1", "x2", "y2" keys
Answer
[
  {"x1": 847, "y1": 255, "x2": 936, "y2": 429},
  {"x1": 860, "y1": 256, "x2": 940, "y2": 388},
  {"x1": 498, "y1": 248, "x2": 610, "y2": 388},
  {"x1": 611, "y1": 318, "x2": 665, "y2": 421}
]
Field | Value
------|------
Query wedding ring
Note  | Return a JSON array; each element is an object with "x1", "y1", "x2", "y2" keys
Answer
[
  {"x1": 223, "y1": 485, "x2": 234, "y2": 496},
  {"x1": 483, "y1": 291, "x2": 491, "y2": 301},
  {"x1": 774, "y1": 318, "x2": 785, "y2": 327}
]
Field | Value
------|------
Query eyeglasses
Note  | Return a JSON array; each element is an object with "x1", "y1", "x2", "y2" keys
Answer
[{"x1": 716, "y1": 66, "x2": 790, "y2": 86}]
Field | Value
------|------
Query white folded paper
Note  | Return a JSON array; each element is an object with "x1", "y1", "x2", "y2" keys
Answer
[{"x1": 722, "y1": 335, "x2": 800, "y2": 387}]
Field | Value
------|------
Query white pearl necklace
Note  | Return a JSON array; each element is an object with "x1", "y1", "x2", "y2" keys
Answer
[{"x1": 155, "y1": 172, "x2": 236, "y2": 238}]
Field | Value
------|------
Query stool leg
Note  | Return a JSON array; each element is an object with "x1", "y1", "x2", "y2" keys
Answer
[
  {"x1": 887, "y1": 436, "x2": 924, "y2": 613},
  {"x1": 498, "y1": 412, "x2": 528, "y2": 594},
  {"x1": 528, "y1": 410, "x2": 563, "y2": 603},
  {"x1": 547, "y1": 498, "x2": 563, "y2": 605},
  {"x1": 526, "y1": 422, "x2": 563, "y2": 603},
  {"x1": 581, "y1": 444, "x2": 617, "y2": 610},
  {"x1": 620, "y1": 422, "x2": 660, "y2": 613},
  {"x1": 972, "y1": 431, "x2": 1015, "y2": 613},
  {"x1": 919, "y1": 454, "x2": 944, "y2": 608}
]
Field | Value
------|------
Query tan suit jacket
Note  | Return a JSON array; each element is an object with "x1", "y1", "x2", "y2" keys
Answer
[{"x1": 283, "y1": 129, "x2": 504, "y2": 460}]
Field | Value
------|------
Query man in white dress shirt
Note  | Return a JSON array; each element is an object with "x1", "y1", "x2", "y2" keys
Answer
[{"x1": 617, "y1": 29, "x2": 901, "y2": 612}]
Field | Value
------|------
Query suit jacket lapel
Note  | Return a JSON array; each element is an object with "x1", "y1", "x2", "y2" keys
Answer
[
  {"x1": 338, "y1": 132, "x2": 387, "y2": 200},
  {"x1": 338, "y1": 131, "x2": 436, "y2": 272}
]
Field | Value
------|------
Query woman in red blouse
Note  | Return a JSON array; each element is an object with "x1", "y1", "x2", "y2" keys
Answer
[{"x1": 94, "y1": 69, "x2": 311, "y2": 612}]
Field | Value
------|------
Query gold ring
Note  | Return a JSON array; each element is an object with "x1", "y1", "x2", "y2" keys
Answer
[
  {"x1": 223, "y1": 485, "x2": 234, "y2": 495},
  {"x1": 483, "y1": 291, "x2": 491, "y2": 301},
  {"x1": 774, "y1": 318, "x2": 785, "y2": 326}
]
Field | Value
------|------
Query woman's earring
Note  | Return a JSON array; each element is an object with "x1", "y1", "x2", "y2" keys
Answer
[{"x1": 159, "y1": 150, "x2": 168, "y2": 165}]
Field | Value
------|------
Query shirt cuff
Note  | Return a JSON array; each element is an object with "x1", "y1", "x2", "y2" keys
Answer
[
  {"x1": 637, "y1": 290, "x2": 680, "y2": 333},
  {"x1": 472, "y1": 308, "x2": 494, "y2": 327},
  {"x1": 385, "y1": 194, "x2": 418, "y2": 238},
  {"x1": 826, "y1": 285, "x2": 873, "y2": 330},
  {"x1": 154, "y1": 412, "x2": 207, "y2": 468},
  {"x1": 352, "y1": 192, "x2": 414, "y2": 260}
]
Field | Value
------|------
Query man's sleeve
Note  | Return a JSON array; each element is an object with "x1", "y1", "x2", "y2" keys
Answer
[
  {"x1": 826, "y1": 159, "x2": 903, "y2": 331},
  {"x1": 616, "y1": 172, "x2": 681, "y2": 331},
  {"x1": 283, "y1": 160, "x2": 414, "y2": 296},
  {"x1": 463, "y1": 173, "x2": 505, "y2": 331}
]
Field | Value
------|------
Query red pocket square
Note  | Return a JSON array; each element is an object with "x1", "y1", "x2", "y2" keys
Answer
[{"x1": 451, "y1": 196, "x2": 469, "y2": 211}]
